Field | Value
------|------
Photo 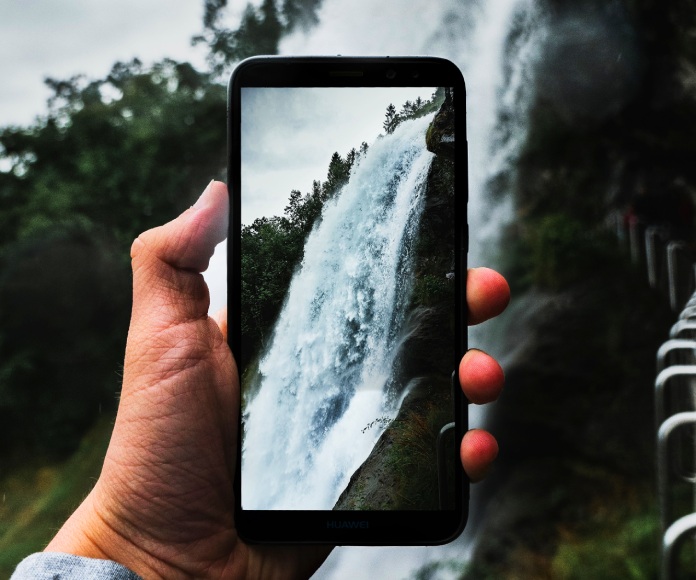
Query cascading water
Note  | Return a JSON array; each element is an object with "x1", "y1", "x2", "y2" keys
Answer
[
  {"x1": 203, "y1": 0, "x2": 547, "y2": 576},
  {"x1": 242, "y1": 114, "x2": 435, "y2": 510}
]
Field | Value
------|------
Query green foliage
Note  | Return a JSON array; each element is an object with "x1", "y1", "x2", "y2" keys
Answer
[
  {"x1": 0, "y1": 227, "x2": 130, "y2": 457},
  {"x1": 324, "y1": 151, "x2": 351, "y2": 195},
  {"x1": 0, "y1": 57, "x2": 226, "y2": 458},
  {"x1": 527, "y1": 213, "x2": 618, "y2": 290},
  {"x1": 240, "y1": 149, "x2": 360, "y2": 365},
  {"x1": 412, "y1": 273, "x2": 452, "y2": 307},
  {"x1": 0, "y1": 59, "x2": 225, "y2": 251},
  {"x1": 382, "y1": 92, "x2": 442, "y2": 136},
  {"x1": 410, "y1": 559, "x2": 463, "y2": 580},
  {"x1": 383, "y1": 103, "x2": 399, "y2": 134},
  {"x1": 0, "y1": 416, "x2": 113, "y2": 577},
  {"x1": 241, "y1": 215, "x2": 301, "y2": 363},
  {"x1": 551, "y1": 505, "x2": 659, "y2": 579},
  {"x1": 194, "y1": 0, "x2": 324, "y2": 75},
  {"x1": 382, "y1": 384, "x2": 454, "y2": 510},
  {"x1": 411, "y1": 142, "x2": 455, "y2": 310}
]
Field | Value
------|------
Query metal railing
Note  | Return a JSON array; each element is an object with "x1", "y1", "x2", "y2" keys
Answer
[
  {"x1": 437, "y1": 421, "x2": 455, "y2": 509},
  {"x1": 611, "y1": 213, "x2": 695, "y2": 311},
  {"x1": 657, "y1": 309, "x2": 696, "y2": 579},
  {"x1": 612, "y1": 212, "x2": 696, "y2": 578}
]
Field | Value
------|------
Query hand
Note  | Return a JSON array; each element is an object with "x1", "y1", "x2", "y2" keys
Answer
[{"x1": 45, "y1": 181, "x2": 509, "y2": 579}]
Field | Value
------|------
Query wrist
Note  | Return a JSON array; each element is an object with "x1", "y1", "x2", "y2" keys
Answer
[{"x1": 45, "y1": 488, "x2": 184, "y2": 579}]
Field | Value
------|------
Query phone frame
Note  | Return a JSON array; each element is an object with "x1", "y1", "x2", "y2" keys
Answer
[{"x1": 227, "y1": 56, "x2": 468, "y2": 545}]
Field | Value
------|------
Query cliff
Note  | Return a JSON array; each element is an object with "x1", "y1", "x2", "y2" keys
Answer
[{"x1": 334, "y1": 95, "x2": 458, "y2": 510}]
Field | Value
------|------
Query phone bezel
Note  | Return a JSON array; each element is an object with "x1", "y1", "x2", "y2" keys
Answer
[{"x1": 227, "y1": 56, "x2": 468, "y2": 545}]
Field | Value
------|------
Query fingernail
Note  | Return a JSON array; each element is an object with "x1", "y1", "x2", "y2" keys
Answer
[{"x1": 193, "y1": 179, "x2": 215, "y2": 209}]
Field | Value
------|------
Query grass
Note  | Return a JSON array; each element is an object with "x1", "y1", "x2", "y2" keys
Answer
[
  {"x1": 383, "y1": 385, "x2": 454, "y2": 510},
  {"x1": 551, "y1": 510, "x2": 659, "y2": 579},
  {"x1": 0, "y1": 414, "x2": 113, "y2": 577},
  {"x1": 549, "y1": 476, "x2": 660, "y2": 580}
]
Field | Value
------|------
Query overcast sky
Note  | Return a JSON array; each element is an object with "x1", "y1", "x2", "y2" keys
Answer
[
  {"x1": 0, "y1": 0, "x2": 207, "y2": 128},
  {"x1": 241, "y1": 86, "x2": 435, "y2": 223}
]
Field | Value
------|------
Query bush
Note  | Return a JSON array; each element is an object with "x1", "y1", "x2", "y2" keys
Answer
[{"x1": 528, "y1": 212, "x2": 617, "y2": 290}]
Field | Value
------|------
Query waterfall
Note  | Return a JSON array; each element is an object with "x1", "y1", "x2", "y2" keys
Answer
[
  {"x1": 242, "y1": 115, "x2": 434, "y2": 510},
  {"x1": 201, "y1": 0, "x2": 547, "y2": 576}
]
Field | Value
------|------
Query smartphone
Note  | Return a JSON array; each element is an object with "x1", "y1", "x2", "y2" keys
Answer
[{"x1": 228, "y1": 56, "x2": 467, "y2": 544}]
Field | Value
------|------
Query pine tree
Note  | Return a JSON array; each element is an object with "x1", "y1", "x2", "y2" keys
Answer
[
  {"x1": 383, "y1": 103, "x2": 399, "y2": 134},
  {"x1": 324, "y1": 151, "x2": 350, "y2": 195},
  {"x1": 346, "y1": 147, "x2": 357, "y2": 170}
]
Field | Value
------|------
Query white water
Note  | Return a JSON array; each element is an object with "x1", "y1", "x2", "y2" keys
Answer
[
  {"x1": 203, "y1": 0, "x2": 547, "y2": 576},
  {"x1": 242, "y1": 115, "x2": 434, "y2": 509}
]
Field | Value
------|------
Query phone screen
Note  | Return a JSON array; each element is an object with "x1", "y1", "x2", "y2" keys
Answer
[{"x1": 229, "y1": 58, "x2": 466, "y2": 543}]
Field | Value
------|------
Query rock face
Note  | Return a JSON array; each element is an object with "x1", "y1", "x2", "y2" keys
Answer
[
  {"x1": 333, "y1": 96, "x2": 458, "y2": 510},
  {"x1": 426, "y1": 87, "x2": 455, "y2": 160},
  {"x1": 334, "y1": 376, "x2": 454, "y2": 510}
]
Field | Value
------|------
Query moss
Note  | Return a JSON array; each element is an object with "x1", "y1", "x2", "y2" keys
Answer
[
  {"x1": 412, "y1": 273, "x2": 452, "y2": 307},
  {"x1": 334, "y1": 378, "x2": 454, "y2": 511},
  {"x1": 382, "y1": 388, "x2": 454, "y2": 510}
]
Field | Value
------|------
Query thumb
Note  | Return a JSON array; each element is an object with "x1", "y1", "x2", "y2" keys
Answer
[{"x1": 129, "y1": 180, "x2": 228, "y2": 331}]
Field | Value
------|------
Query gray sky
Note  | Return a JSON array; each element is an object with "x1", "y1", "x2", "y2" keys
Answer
[
  {"x1": 0, "y1": 0, "x2": 207, "y2": 127},
  {"x1": 241, "y1": 86, "x2": 435, "y2": 223}
]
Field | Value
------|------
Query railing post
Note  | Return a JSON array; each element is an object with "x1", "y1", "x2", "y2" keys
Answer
[
  {"x1": 437, "y1": 422, "x2": 455, "y2": 509},
  {"x1": 629, "y1": 218, "x2": 641, "y2": 265},
  {"x1": 647, "y1": 227, "x2": 661, "y2": 289},
  {"x1": 658, "y1": 412, "x2": 696, "y2": 533},
  {"x1": 615, "y1": 212, "x2": 625, "y2": 243},
  {"x1": 662, "y1": 512, "x2": 696, "y2": 580},
  {"x1": 655, "y1": 366, "x2": 696, "y2": 435},
  {"x1": 679, "y1": 306, "x2": 696, "y2": 320},
  {"x1": 657, "y1": 340, "x2": 696, "y2": 374},
  {"x1": 668, "y1": 242, "x2": 688, "y2": 312},
  {"x1": 669, "y1": 320, "x2": 696, "y2": 340}
]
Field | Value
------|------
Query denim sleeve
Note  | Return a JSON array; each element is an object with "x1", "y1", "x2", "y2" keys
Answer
[{"x1": 11, "y1": 552, "x2": 142, "y2": 579}]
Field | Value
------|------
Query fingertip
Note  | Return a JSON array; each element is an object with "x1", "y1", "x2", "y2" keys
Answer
[
  {"x1": 190, "y1": 180, "x2": 229, "y2": 260},
  {"x1": 467, "y1": 267, "x2": 510, "y2": 325},
  {"x1": 459, "y1": 349, "x2": 505, "y2": 405},
  {"x1": 130, "y1": 236, "x2": 145, "y2": 260},
  {"x1": 461, "y1": 429, "x2": 498, "y2": 483},
  {"x1": 128, "y1": 181, "x2": 229, "y2": 326},
  {"x1": 213, "y1": 307, "x2": 228, "y2": 342},
  {"x1": 133, "y1": 181, "x2": 229, "y2": 273}
]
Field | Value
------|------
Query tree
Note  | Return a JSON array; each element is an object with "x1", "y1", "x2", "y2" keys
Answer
[
  {"x1": 323, "y1": 151, "x2": 350, "y2": 197},
  {"x1": 346, "y1": 147, "x2": 357, "y2": 169},
  {"x1": 193, "y1": 0, "x2": 325, "y2": 75},
  {"x1": 0, "y1": 57, "x2": 227, "y2": 458},
  {"x1": 281, "y1": 0, "x2": 322, "y2": 32},
  {"x1": 383, "y1": 103, "x2": 400, "y2": 134}
]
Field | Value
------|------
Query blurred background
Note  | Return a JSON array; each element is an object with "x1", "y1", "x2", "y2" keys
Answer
[{"x1": 2, "y1": 0, "x2": 695, "y2": 577}]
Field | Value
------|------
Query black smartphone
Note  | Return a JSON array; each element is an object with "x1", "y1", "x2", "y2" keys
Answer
[{"x1": 227, "y1": 56, "x2": 467, "y2": 545}]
